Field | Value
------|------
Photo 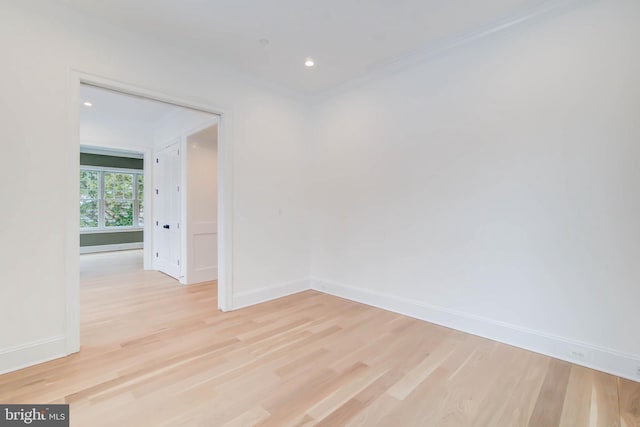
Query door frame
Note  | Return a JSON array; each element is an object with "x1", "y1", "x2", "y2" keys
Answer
[{"x1": 66, "y1": 70, "x2": 234, "y2": 355}]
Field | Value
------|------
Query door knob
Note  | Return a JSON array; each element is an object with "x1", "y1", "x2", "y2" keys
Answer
[{"x1": 163, "y1": 224, "x2": 170, "y2": 229}]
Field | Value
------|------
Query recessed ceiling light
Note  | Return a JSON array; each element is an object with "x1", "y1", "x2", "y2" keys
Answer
[
  {"x1": 83, "y1": 101, "x2": 93, "y2": 107},
  {"x1": 304, "y1": 58, "x2": 315, "y2": 67}
]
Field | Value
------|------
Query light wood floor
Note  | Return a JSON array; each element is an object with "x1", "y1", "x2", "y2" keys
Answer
[{"x1": 1, "y1": 250, "x2": 638, "y2": 426}]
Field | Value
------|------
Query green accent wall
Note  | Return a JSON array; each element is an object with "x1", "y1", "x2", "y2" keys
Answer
[
  {"x1": 80, "y1": 231, "x2": 144, "y2": 247},
  {"x1": 80, "y1": 153, "x2": 143, "y2": 170},
  {"x1": 80, "y1": 153, "x2": 144, "y2": 248}
]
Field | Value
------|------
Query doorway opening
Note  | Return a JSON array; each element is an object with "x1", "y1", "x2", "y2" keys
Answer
[{"x1": 68, "y1": 74, "x2": 231, "y2": 355}]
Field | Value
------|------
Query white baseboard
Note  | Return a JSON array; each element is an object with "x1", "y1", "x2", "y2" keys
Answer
[
  {"x1": 80, "y1": 242, "x2": 143, "y2": 254},
  {"x1": 6, "y1": 279, "x2": 637, "y2": 382},
  {"x1": 0, "y1": 336, "x2": 67, "y2": 375},
  {"x1": 183, "y1": 267, "x2": 218, "y2": 285},
  {"x1": 310, "y1": 277, "x2": 640, "y2": 382},
  {"x1": 232, "y1": 278, "x2": 311, "y2": 310}
]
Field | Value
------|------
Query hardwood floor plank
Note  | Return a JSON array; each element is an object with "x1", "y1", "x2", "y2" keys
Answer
[
  {"x1": 591, "y1": 370, "x2": 621, "y2": 427},
  {"x1": 221, "y1": 407, "x2": 271, "y2": 427},
  {"x1": 527, "y1": 358, "x2": 572, "y2": 427},
  {"x1": 307, "y1": 367, "x2": 389, "y2": 422},
  {"x1": 620, "y1": 377, "x2": 640, "y2": 427},
  {"x1": 473, "y1": 351, "x2": 549, "y2": 427},
  {"x1": 344, "y1": 393, "x2": 400, "y2": 427},
  {"x1": 558, "y1": 366, "x2": 620, "y2": 427},
  {"x1": 386, "y1": 338, "x2": 457, "y2": 400}
]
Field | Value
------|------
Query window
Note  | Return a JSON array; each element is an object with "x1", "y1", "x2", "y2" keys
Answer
[
  {"x1": 80, "y1": 167, "x2": 144, "y2": 230},
  {"x1": 79, "y1": 170, "x2": 99, "y2": 228}
]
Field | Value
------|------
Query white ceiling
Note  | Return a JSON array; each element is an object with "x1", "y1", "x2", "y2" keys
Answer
[
  {"x1": 80, "y1": 84, "x2": 182, "y2": 129},
  {"x1": 67, "y1": 0, "x2": 555, "y2": 95},
  {"x1": 79, "y1": 84, "x2": 185, "y2": 146}
]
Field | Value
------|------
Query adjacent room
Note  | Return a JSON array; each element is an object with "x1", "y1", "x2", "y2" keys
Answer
[
  {"x1": 0, "y1": 0, "x2": 639, "y2": 426},
  {"x1": 78, "y1": 84, "x2": 219, "y2": 281},
  {"x1": 77, "y1": 85, "x2": 220, "y2": 363}
]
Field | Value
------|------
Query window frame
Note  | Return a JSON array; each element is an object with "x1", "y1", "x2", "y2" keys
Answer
[
  {"x1": 79, "y1": 169, "x2": 100, "y2": 229},
  {"x1": 80, "y1": 165, "x2": 144, "y2": 233}
]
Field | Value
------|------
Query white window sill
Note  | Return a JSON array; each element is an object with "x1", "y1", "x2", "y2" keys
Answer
[{"x1": 80, "y1": 227, "x2": 144, "y2": 235}]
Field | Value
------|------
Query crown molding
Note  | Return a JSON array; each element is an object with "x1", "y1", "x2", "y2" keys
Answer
[{"x1": 311, "y1": 0, "x2": 586, "y2": 102}]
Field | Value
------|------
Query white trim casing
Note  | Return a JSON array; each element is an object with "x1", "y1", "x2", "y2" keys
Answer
[
  {"x1": 217, "y1": 108, "x2": 233, "y2": 311},
  {"x1": 180, "y1": 135, "x2": 187, "y2": 282},
  {"x1": 65, "y1": 73, "x2": 81, "y2": 355},
  {"x1": 310, "y1": 277, "x2": 640, "y2": 383}
]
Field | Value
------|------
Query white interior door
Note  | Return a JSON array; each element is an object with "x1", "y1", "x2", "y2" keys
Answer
[{"x1": 154, "y1": 142, "x2": 181, "y2": 280}]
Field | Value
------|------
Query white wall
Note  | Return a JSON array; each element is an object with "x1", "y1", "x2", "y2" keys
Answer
[
  {"x1": 153, "y1": 109, "x2": 215, "y2": 150},
  {"x1": 310, "y1": 0, "x2": 640, "y2": 380},
  {"x1": 0, "y1": 0, "x2": 310, "y2": 373},
  {"x1": 185, "y1": 125, "x2": 219, "y2": 284}
]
